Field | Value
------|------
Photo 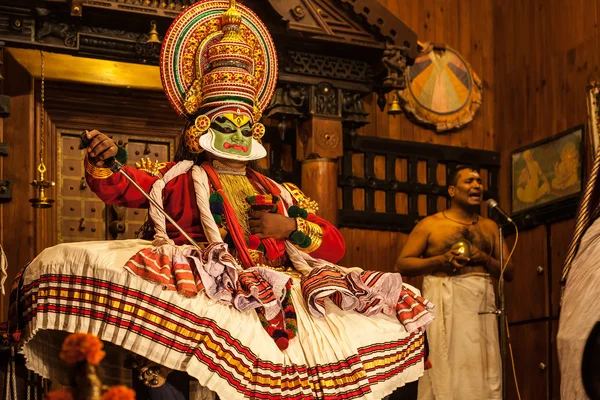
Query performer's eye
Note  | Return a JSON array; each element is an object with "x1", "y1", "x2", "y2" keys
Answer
[
  {"x1": 241, "y1": 129, "x2": 252, "y2": 137},
  {"x1": 211, "y1": 123, "x2": 236, "y2": 134}
]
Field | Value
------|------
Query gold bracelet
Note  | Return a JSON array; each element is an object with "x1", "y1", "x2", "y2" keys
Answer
[
  {"x1": 294, "y1": 217, "x2": 323, "y2": 253},
  {"x1": 84, "y1": 156, "x2": 113, "y2": 179}
]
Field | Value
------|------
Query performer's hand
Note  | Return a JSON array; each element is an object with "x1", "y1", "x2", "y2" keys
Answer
[
  {"x1": 249, "y1": 211, "x2": 297, "y2": 239},
  {"x1": 85, "y1": 130, "x2": 118, "y2": 167},
  {"x1": 443, "y1": 249, "x2": 469, "y2": 270},
  {"x1": 469, "y1": 246, "x2": 491, "y2": 267}
]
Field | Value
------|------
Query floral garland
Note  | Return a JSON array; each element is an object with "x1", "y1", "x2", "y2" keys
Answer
[
  {"x1": 287, "y1": 205, "x2": 313, "y2": 249},
  {"x1": 209, "y1": 192, "x2": 282, "y2": 257},
  {"x1": 209, "y1": 191, "x2": 300, "y2": 351},
  {"x1": 256, "y1": 280, "x2": 297, "y2": 351}
]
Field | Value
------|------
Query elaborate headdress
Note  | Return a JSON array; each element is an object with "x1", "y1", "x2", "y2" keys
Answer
[{"x1": 160, "y1": 0, "x2": 277, "y2": 160}]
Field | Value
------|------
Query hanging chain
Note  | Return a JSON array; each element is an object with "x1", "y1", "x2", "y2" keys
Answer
[{"x1": 38, "y1": 50, "x2": 46, "y2": 177}]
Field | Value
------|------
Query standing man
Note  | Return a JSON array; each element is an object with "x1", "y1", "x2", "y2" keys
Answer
[{"x1": 396, "y1": 165, "x2": 513, "y2": 400}]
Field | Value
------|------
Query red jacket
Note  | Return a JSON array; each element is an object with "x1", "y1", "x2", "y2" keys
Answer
[{"x1": 86, "y1": 162, "x2": 345, "y2": 264}]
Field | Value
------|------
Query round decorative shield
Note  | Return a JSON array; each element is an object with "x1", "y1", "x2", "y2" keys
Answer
[
  {"x1": 398, "y1": 43, "x2": 482, "y2": 132},
  {"x1": 160, "y1": 0, "x2": 278, "y2": 118}
]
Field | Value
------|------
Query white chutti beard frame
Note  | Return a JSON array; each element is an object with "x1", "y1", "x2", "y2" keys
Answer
[{"x1": 199, "y1": 129, "x2": 267, "y2": 161}]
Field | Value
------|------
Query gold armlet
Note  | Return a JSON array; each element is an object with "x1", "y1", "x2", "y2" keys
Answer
[
  {"x1": 85, "y1": 156, "x2": 114, "y2": 179},
  {"x1": 295, "y1": 217, "x2": 323, "y2": 253}
]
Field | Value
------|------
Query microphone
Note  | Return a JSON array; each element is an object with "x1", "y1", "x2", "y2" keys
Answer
[{"x1": 487, "y1": 199, "x2": 513, "y2": 223}]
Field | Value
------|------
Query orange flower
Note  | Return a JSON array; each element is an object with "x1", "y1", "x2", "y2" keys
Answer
[
  {"x1": 59, "y1": 332, "x2": 106, "y2": 365},
  {"x1": 45, "y1": 389, "x2": 74, "y2": 400},
  {"x1": 102, "y1": 385, "x2": 136, "y2": 400}
]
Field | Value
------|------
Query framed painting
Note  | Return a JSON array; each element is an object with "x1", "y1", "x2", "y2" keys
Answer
[{"x1": 511, "y1": 125, "x2": 585, "y2": 216}]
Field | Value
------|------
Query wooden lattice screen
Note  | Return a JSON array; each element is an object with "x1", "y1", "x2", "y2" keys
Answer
[{"x1": 339, "y1": 135, "x2": 501, "y2": 232}]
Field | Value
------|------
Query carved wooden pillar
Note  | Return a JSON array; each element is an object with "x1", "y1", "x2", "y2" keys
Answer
[
  {"x1": 297, "y1": 116, "x2": 343, "y2": 225},
  {"x1": 266, "y1": 81, "x2": 369, "y2": 227}
]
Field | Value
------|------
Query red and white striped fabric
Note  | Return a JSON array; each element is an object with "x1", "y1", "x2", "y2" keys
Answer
[{"x1": 14, "y1": 240, "x2": 428, "y2": 399}]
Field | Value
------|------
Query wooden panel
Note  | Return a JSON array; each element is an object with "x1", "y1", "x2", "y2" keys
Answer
[
  {"x1": 338, "y1": 0, "x2": 496, "y2": 275},
  {"x1": 551, "y1": 319, "x2": 560, "y2": 400},
  {"x1": 57, "y1": 129, "x2": 175, "y2": 243},
  {"x1": 549, "y1": 219, "x2": 575, "y2": 317},
  {"x1": 506, "y1": 321, "x2": 550, "y2": 400},
  {"x1": 505, "y1": 225, "x2": 549, "y2": 323},
  {"x1": 377, "y1": 0, "x2": 495, "y2": 151},
  {"x1": 0, "y1": 52, "x2": 35, "y2": 321},
  {"x1": 494, "y1": 0, "x2": 600, "y2": 395}
]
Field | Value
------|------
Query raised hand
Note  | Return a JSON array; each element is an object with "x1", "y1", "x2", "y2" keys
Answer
[{"x1": 85, "y1": 130, "x2": 118, "y2": 167}]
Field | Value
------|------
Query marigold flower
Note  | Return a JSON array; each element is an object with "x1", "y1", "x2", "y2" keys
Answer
[
  {"x1": 45, "y1": 389, "x2": 74, "y2": 400},
  {"x1": 59, "y1": 332, "x2": 106, "y2": 365},
  {"x1": 102, "y1": 385, "x2": 136, "y2": 400}
]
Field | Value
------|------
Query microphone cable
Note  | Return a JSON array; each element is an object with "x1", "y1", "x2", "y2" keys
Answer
[{"x1": 501, "y1": 221, "x2": 521, "y2": 400}]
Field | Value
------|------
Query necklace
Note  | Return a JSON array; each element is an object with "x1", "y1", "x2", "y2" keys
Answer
[
  {"x1": 442, "y1": 210, "x2": 479, "y2": 226},
  {"x1": 212, "y1": 159, "x2": 247, "y2": 175}
]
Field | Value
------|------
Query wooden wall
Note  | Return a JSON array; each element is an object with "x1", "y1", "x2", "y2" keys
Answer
[
  {"x1": 339, "y1": 0, "x2": 496, "y2": 281},
  {"x1": 494, "y1": 1, "x2": 600, "y2": 398}
]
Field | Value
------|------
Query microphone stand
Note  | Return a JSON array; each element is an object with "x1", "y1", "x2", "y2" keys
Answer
[
  {"x1": 498, "y1": 224, "x2": 507, "y2": 400},
  {"x1": 479, "y1": 221, "x2": 509, "y2": 400}
]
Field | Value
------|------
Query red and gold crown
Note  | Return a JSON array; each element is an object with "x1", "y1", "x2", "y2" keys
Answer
[{"x1": 160, "y1": 0, "x2": 277, "y2": 123}]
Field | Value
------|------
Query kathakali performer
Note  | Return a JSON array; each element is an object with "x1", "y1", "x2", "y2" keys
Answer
[{"x1": 7, "y1": 1, "x2": 434, "y2": 399}]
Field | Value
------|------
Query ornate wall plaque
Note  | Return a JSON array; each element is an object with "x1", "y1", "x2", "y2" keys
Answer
[{"x1": 398, "y1": 42, "x2": 482, "y2": 132}]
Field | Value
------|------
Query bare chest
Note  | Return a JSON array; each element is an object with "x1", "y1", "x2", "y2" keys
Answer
[{"x1": 425, "y1": 221, "x2": 494, "y2": 257}]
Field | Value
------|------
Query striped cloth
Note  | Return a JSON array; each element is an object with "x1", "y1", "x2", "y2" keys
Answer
[
  {"x1": 10, "y1": 239, "x2": 427, "y2": 400},
  {"x1": 302, "y1": 265, "x2": 434, "y2": 333},
  {"x1": 561, "y1": 145, "x2": 600, "y2": 287}
]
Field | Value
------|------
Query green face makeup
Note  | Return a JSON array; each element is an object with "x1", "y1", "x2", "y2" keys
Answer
[{"x1": 211, "y1": 114, "x2": 253, "y2": 156}]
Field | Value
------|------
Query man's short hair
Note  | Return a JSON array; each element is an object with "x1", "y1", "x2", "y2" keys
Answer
[{"x1": 448, "y1": 165, "x2": 479, "y2": 186}]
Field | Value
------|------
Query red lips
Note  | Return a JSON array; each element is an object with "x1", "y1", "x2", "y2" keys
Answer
[{"x1": 223, "y1": 142, "x2": 248, "y2": 152}]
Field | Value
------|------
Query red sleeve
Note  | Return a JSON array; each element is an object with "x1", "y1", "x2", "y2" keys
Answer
[
  {"x1": 306, "y1": 213, "x2": 346, "y2": 264},
  {"x1": 86, "y1": 162, "x2": 173, "y2": 208}
]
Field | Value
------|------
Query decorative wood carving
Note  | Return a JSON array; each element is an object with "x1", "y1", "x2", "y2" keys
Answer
[
  {"x1": 339, "y1": 135, "x2": 501, "y2": 232},
  {"x1": 82, "y1": 0, "x2": 190, "y2": 18},
  {"x1": 297, "y1": 117, "x2": 343, "y2": 160},
  {"x1": 280, "y1": 50, "x2": 373, "y2": 83},
  {"x1": 310, "y1": 83, "x2": 341, "y2": 117},
  {"x1": 0, "y1": 0, "x2": 415, "y2": 95},
  {"x1": 267, "y1": 0, "x2": 383, "y2": 48},
  {"x1": 381, "y1": 42, "x2": 409, "y2": 89},
  {"x1": 265, "y1": 84, "x2": 308, "y2": 121},
  {"x1": 337, "y1": 0, "x2": 417, "y2": 57}
]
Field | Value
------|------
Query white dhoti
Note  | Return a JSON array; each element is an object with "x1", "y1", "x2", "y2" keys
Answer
[
  {"x1": 417, "y1": 273, "x2": 502, "y2": 400},
  {"x1": 558, "y1": 218, "x2": 600, "y2": 400}
]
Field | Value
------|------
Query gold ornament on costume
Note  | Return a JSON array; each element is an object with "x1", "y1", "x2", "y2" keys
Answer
[
  {"x1": 195, "y1": 114, "x2": 211, "y2": 131},
  {"x1": 184, "y1": 115, "x2": 211, "y2": 154},
  {"x1": 135, "y1": 158, "x2": 167, "y2": 177},
  {"x1": 160, "y1": 0, "x2": 278, "y2": 118},
  {"x1": 253, "y1": 104, "x2": 262, "y2": 122},
  {"x1": 185, "y1": 126, "x2": 204, "y2": 154},
  {"x1": 184, "y1": 79, "x2": 203, "y2": 116},
  {"x1": 282, "y1": 182, "x2": 319, "y2": 214},
  {"x1": 252, "y1": 122, "x2": 265, "y2": 144},
  {"x1": 85, "y1": 157, "x2": 114, "y2": 179},
  {"x1": 30, "y1": 50, "x2": 55, "y2": 208},
  {"x1": 294, "y1": 217, "x2": 323, "y2": 253}
]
